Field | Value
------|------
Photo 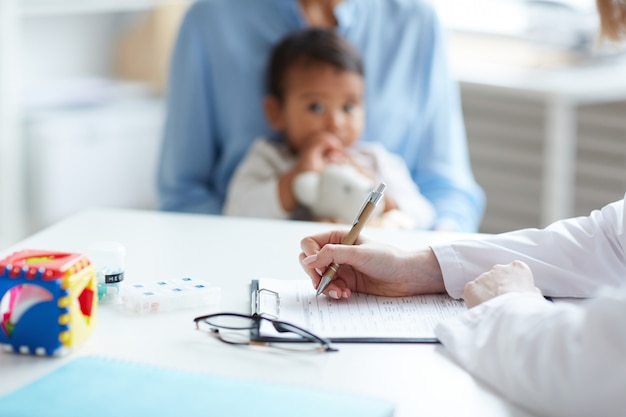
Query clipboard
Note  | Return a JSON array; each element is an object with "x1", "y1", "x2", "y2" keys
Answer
[{"x1": 250, "y1": 278, "x2": 467, "y2": 343}]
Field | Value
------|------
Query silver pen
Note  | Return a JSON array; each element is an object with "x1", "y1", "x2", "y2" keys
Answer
[{"x1": 316, "y1": 183, "x2": 386, "y2": 296}]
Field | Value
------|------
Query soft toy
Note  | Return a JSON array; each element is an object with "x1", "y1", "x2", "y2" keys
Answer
[{"x1": 292, "y1": 164, "x2": 384, "y2": 224}]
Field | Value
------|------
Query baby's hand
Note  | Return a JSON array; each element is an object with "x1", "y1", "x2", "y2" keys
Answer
[{"x1": 296, "y1": 132, "x2": 347, "y2": 172}]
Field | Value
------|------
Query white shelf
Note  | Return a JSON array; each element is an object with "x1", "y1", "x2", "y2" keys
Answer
[{"x1": 20, "y1": 0, "x2": 186, "y2": 17}]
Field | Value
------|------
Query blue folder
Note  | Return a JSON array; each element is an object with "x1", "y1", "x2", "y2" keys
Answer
[{"x1": 0, "y1": 356, "x2": 394, "y2": 417}]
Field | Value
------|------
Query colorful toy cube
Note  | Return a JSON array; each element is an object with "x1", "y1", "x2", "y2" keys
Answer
[{"x1": 0, "y1": 250, "x2": 97, "y2": 356}]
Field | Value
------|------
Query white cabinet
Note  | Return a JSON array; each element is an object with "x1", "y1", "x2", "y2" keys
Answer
[
  {"x1": 453, "y1": 52, "x2": 626, "y2": 233},
  {"x1": 25, "y1": 98, "x2": 164, "y2": 232},
  {"x1": 0, "y1": 0, "x2": 188, "y2": 249}
]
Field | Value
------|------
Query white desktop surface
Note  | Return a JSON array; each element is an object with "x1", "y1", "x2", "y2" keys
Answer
[{"x1": 0, "y1": 208, "x2": 532, "y2": 417}]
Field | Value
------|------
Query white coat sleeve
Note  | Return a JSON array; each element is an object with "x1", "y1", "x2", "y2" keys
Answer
[
  {"x1": 435, "y1": 289, "x2": 626, "y2": 417},
  {"x1": 432, "y1": 197, "x2": 626, "y2": 298}
]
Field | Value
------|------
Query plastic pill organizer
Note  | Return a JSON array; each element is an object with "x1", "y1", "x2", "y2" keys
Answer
[{"x1": 120, "y1": 277, "x2": 220, "y2": 313}]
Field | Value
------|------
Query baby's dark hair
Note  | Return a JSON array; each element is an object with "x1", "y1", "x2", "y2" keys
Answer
[{"x1": 266, "y1": 28, "x2": 364, "y2": 101}]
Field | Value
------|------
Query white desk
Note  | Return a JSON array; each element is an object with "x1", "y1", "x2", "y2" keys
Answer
[{"x1": 0, "y1": 209, "x2": 533, "y2": 417}]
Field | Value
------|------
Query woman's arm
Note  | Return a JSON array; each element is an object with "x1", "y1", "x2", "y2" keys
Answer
[{"x1": 157, "y1": 5, "x2": 221, "y2": 214}]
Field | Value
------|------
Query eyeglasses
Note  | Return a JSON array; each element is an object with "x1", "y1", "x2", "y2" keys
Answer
[{"x1": 194, "y1": 312, "x2": 337, "y2": 353}]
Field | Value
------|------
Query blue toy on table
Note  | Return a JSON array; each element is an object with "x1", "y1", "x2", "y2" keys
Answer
[{"x1": 0, "y1": 250, "x2": 97, "y2": 356}]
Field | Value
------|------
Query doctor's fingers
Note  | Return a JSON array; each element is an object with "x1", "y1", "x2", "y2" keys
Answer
[
  {"x1": 300, "y1": 230, "x2": 365, "y2": 257},
  {"x1": 306, "y1": 243, "x2": 366, "y2": 273}
]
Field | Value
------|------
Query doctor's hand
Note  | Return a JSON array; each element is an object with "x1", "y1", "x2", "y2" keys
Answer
[
  {"x1": 299, "y1": 230, "x2": 446, "y2": 299},
  {"x1": 463, "y1": 260, "x2": 543, "y2": 308}
]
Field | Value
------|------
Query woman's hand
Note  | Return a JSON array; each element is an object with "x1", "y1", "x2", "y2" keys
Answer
[
  {"x1": 299, "y1": 230, "x2": 446, "y2": 299},
  {"x1": 463, "y1": 260, "x2": 543, "y2": 308}
]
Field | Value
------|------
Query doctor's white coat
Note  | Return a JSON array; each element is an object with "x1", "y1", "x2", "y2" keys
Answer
[{"x1": 433, "y1": 196, "x2": 626, "y2": 417}]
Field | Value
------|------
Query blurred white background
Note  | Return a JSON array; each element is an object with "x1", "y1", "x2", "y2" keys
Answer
[
  {"x1": 1, "y1": 0, "x2": 626, "y2": 250},
  {"x1": 0, "y1": 0, "x2": 189, "y2": 250}
]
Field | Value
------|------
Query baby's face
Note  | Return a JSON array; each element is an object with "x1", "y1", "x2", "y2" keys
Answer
[{"x1": 275, "y1": 62, "x2": 364, "y2": 153}]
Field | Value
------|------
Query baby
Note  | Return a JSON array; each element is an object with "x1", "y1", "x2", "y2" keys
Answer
[{"x1": 224, "y1": 28, "x2": 435, "y2": 229}]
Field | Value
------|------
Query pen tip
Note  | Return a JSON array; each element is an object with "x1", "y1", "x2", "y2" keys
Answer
[{"x1": 316, "y1": 276, "x2": 331, "y2": 296}]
